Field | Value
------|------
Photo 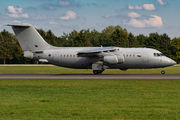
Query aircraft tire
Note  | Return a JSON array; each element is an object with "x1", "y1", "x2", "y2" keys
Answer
[
  {"x1": 161, "y1": 70, "x2": 165, "y2": 74},
  {"x1": 93, "y1": 70, "x2": 98, "y2": 74},
  {"x1": 93, "y1": 70, "x2": 102, "y2": 74}
]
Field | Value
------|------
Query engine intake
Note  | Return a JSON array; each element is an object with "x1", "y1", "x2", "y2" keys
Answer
[{"x1": 104, "y1": 55, "x2": 124, "y2": 64}]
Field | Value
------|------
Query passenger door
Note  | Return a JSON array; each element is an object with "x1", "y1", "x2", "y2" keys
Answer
[{"x1": 143, "y1": 52, "x2": 149, "y2": 62}]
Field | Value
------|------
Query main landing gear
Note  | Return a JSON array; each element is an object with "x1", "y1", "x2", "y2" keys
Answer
[
  {"x1": 93, "y1": 70, "x2": 103, "y2": 75},
  {"x1": 161, "y1": 68, "x2": 165, "y2": 74}
]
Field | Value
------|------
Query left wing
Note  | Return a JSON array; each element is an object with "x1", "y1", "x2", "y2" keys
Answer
[{"x1": 77, "y1": 47, "x2": 117, "y2": 57}]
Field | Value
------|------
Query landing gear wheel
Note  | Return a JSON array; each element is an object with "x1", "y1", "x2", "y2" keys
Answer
[
  {"x1": 98, "y1": 70, "x2": 102, "y2": 74},
  {"x1": 93, "y1": 70, "x2": 99, "y2": 74},
  {"x1": 161, "y1": 70, "x2": 165, "y2": 74},
  {"x1": 93, "y1": 70, "x2": 102, "y2": 75}
]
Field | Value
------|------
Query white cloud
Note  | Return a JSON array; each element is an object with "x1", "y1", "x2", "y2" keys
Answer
[
  {"x1": 48, "y1": 22, "x2": 60, "y2": 27},
  {"x1": 7, "y1": 6, "x2": 23, "y2": 14},
  {"x1": 127, "y1": 12, "x2": 141, "y2": 18},
  {"x1": 60, "y1": 11, "x2": 76, "y2": 20},
  {"x1": 11, "y1": 20, "x2": 21, "y2": 24},
  {"x1": 128, "y1": 4, "x2": 156, "y2": 10},
  {"x1": 5, "y1": 6, "x2": 29, "y2": 18},
  {"x1": 105, "y1": 14, "x2": 110, "y2": 18},
  {"x1": 128, "y1": 5, "x2": 142, "y2": 10},
  {"x1": 49, "y1": 22, "x2": 58, "y2": 25},
  {"x1": 123, "y1": 15, "x2": 163, "y2": 28},
  {"x1": 48, "y1": 6, "x2": 55, "y2": 10},
  {"x1": 59, "y1": 1, "x2": 70, "y2": 6},
  {"x1": 31, "y1": 15, "x2": 54, "y2": 20},
  {"x1": 6, "y1": 13, "x2": 29, "y2": 18},
  {"x1": 143, "y1": 4, "x2": 156, "y2": 10},
  {"x1": 128, "y1": 4, "x2": 134, "y2": 10},
  {"x1": 157, "y1": 0, "x2": 167, "y2": 6}
]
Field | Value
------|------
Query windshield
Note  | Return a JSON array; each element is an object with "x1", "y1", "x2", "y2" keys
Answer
[
  {"x1": 154, "y1": 53, "x2": 165, "y2": 57},
  {"x1": 160, "y1": 53, "x2": 164, "y2": 56}
]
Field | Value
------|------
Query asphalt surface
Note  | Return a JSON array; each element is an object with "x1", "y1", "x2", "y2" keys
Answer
[{"x1": 0, "y1": 74, "x2": 180, "y2": 80}]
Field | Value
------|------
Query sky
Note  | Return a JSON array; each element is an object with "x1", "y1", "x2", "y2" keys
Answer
[{"x1": 0, "y1": 0, "x2": 179, "y2": 38}]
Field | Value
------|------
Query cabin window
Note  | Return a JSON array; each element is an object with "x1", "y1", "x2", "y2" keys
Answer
[
  {"x1": 126, "y1": 54, "x2": 128, "y2": 57},
  {"x1": 130, "y1": 54, "x2": 131, "y2": 57},
  {"x1": 109, "y1": 50, "x2": 115, "y2": 52},
  {"x1": 137, "y1": 55, "x2": 141, "y2": 57},
  {"x1": 70, "y1": 55, "x2": 72, "y2": 57},
  {"x1": 64, "y1": 55, "x2": 66, "y2": 57}
]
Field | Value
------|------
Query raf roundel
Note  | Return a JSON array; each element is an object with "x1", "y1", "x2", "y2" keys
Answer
[{"x1": 48, "y1": 54, "x2": 51, "y2": 57}]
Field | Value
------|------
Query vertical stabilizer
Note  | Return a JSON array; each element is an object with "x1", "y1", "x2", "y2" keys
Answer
[{"x1": 7, "y1": 24, "x2": 55, "y2": 52}]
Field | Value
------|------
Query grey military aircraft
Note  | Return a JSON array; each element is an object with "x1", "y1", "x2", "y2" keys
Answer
[{"x1": 7, "y1": 24, "x2": 176, "y2": 74}]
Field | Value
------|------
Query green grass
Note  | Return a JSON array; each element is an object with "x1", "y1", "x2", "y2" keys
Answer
[
  {"x1": 0, "y1": 80, "x2": 180, "y2": 119},
  {"x1": 0, "y1": 66, "x2": 179, "y2": 74}
]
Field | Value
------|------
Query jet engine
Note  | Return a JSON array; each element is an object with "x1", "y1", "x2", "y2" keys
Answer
[
  {"x1": 24, "y1": 51, "x2": 33, "y2": 59},
  {"x1": 104, "y1": 55, "x2": 124, "y2": 64}
]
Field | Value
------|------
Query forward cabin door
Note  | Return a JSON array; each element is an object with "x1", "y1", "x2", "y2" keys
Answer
[
  {"x1": 53, "y1": 53, "x2": 59, "y2": 64},
  {"x1": 143, "y1": 52, "x2": 149, "y2": 62}
]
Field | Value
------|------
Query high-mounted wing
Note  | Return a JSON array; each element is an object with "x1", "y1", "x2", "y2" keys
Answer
[{"x1": 77, "y1": 47, "x2": 117, "y2": 57}]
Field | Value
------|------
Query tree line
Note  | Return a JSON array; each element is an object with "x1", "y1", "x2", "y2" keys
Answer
[{"x1": 0, "y1": 25, "x2": 180, "y2": 64}]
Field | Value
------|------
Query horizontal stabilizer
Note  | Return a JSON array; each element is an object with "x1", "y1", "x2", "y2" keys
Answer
[{"x1": 6, "y1": 24, "x2": 31, "y2": 27}]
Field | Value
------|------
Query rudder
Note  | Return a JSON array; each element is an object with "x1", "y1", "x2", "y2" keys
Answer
[{"x1": 7, "y1": 24, "x2": 55, "y2": 52}]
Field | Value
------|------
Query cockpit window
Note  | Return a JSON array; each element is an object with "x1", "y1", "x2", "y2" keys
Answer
[
  {"x1": 154, "y1": 53, "x2": 164, "y2": 57},
  {"x1": 160, "y1": 53, "x2": 164, "y2": 56},
  {"x1": 157, "y1": 53, "x2": 160, "y2": 56}
]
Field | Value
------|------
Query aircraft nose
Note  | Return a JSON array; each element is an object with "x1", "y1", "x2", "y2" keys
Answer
[
  {"x1": 171, "y1": 59, "x2": 176, "y2": 65},
  {"x1": 161, "y1": 57, "x2": 176, "y2": 67}
]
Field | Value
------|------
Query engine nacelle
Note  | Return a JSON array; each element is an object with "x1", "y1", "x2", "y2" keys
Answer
[
  {"x1": 104, "y1": 55, "x2": 124, "y2": 64},
  {"x1": 24, "y1": 51, "x2": 33, "y2": 59}
]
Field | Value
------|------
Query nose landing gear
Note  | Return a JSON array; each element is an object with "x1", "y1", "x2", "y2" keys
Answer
[{"x1": 161, "y1": 68, "x2": 165, "y2": 74}]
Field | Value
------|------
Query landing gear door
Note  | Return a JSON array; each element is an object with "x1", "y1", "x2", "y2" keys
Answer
[{"x1": 143, "y1": 52, "x2": 149, "y2": 62}]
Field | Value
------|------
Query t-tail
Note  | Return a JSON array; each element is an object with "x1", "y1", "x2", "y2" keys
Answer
[{"x1": 7, "y1": 24, "x2": 56, "y2": 59}]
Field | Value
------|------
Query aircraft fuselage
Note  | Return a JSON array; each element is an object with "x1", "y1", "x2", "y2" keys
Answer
[
  {"x1": 7, "y1": 24, "x2": 176, "y2": 74},
  {"x1": 33, "y1": 47, "x2": 175, "y2": 70}
]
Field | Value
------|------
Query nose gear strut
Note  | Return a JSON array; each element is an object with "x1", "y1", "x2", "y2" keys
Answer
[{"x1": 161, "y1": 68, "x2": 165, "y2": 74}]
